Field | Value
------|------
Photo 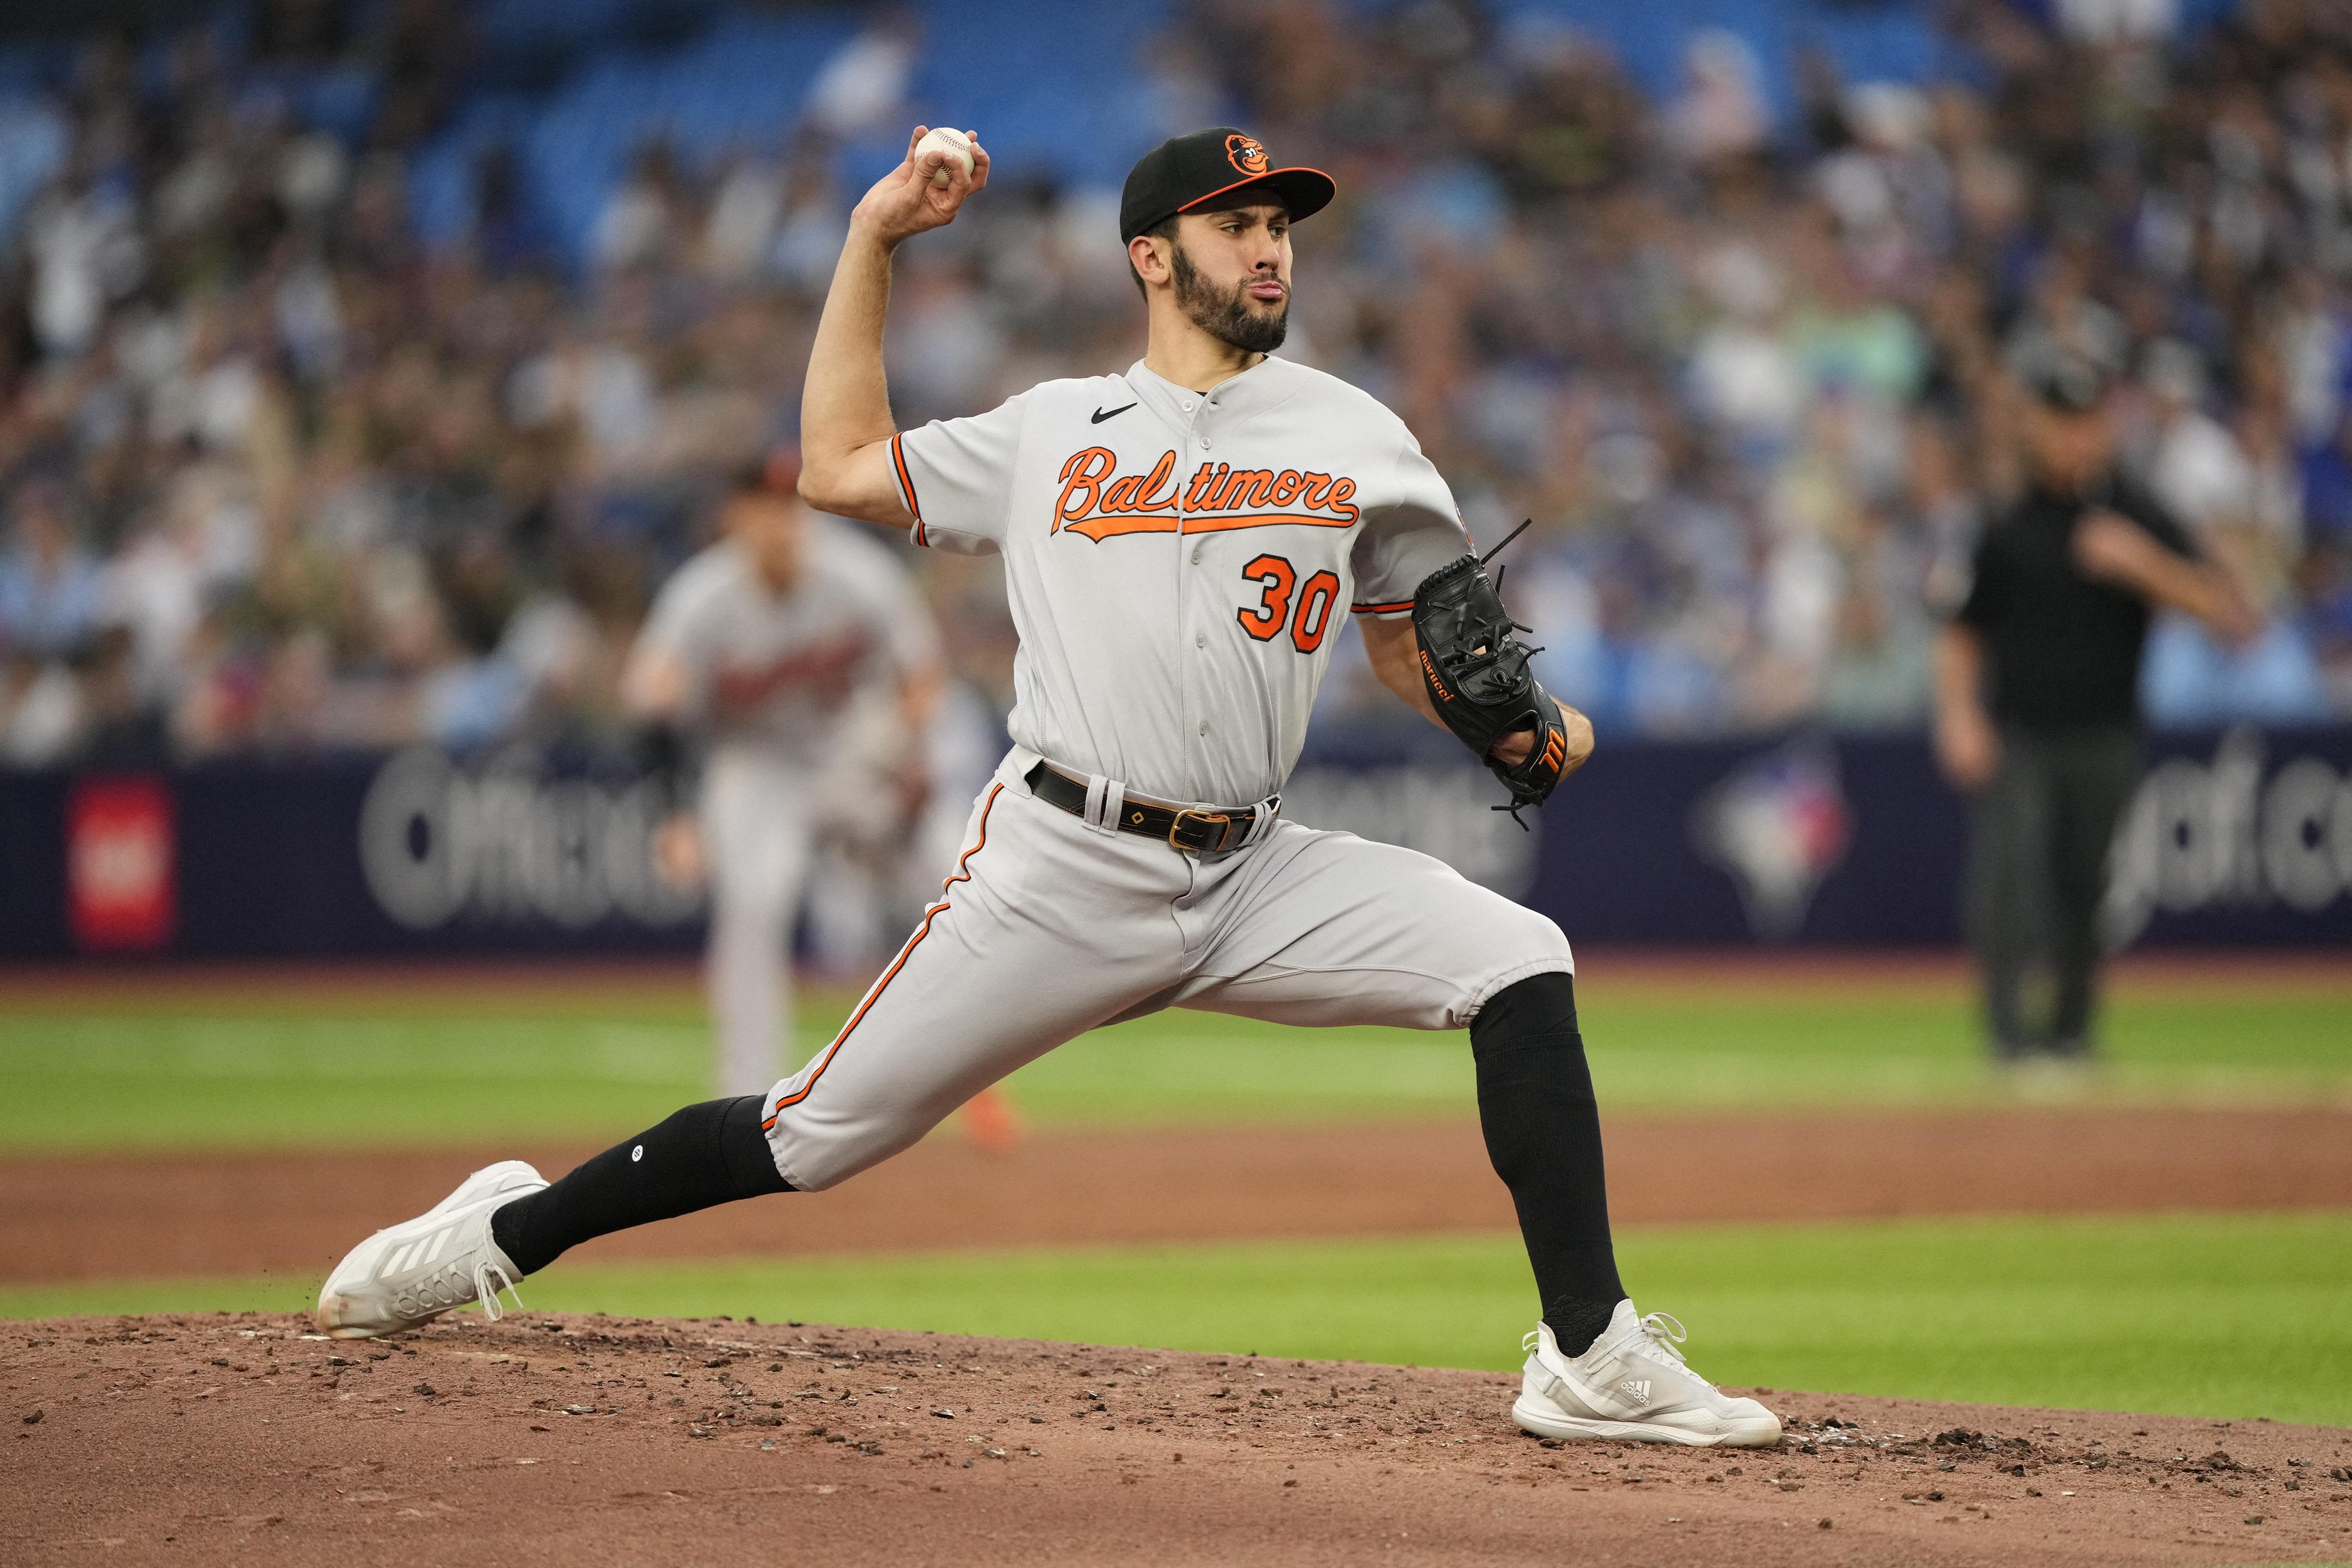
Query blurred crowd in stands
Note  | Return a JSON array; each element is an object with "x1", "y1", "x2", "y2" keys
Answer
[{"x1": 2, "y1": 0, "x2": 2351, "y2": 769}]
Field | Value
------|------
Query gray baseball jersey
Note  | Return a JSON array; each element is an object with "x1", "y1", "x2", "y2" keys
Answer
[
  {"x1": 636, "y1": 517, "x2": 941, "y2": 1097},
  {"x1": 635, "y1": 518, "x2": 940, "y2": 763},
  {"x1": 890, "y1": 354, "x2": 1468, "y2": 805},
  {"x1": 757, "y1": 353, "x2": 1572, "y2": 1191}
]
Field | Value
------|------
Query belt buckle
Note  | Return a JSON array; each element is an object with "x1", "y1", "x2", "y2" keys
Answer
[{"x1": 1167, "y1": 807, "x2": 1230, "y2": 852}]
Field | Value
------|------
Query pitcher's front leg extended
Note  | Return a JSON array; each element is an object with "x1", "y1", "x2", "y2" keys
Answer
[{"x1": 762, "y1": 783, "x2": 1184, "y2": 1192}]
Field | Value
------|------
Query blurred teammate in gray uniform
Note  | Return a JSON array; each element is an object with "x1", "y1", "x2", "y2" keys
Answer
[
  {"x1": 623, "y1": 457, "x2": 944, "y2": 1097},
  {"x1": 319, "y1": 127, "x2": 1783, "y2": 1450}
]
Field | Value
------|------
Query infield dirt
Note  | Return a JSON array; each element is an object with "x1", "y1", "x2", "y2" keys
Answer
[
  {"x1": 7, "y1": 1311, "x2": 2349, "y2": 1567},
  {"x1": 6, "y1": 1105, "x2": 2349, "y2": 1285}
]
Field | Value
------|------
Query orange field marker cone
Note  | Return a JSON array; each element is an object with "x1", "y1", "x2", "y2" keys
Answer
[{"x1": 959, "y1": 1086, "x2": 1021, "y2": 1155}]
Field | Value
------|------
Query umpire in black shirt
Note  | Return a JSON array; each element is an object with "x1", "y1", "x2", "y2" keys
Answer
[{"x1": 1934, "y1": 352, "x2": 2256, "y2": 1062}]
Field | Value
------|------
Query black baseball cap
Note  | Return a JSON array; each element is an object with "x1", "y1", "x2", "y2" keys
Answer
[{"x1": 1120, "y1": 127, "x2": 1336, "y2": 243}]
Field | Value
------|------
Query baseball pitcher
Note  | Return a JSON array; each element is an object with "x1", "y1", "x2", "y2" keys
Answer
[{"x1": 318, "y1": 126, "x2": 1781, "y2": 1449}]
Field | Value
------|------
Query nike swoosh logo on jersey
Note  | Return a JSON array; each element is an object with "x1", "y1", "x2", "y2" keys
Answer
[{"x1": 1090, "y1": 402, "x2": 1137, "y2": 424}]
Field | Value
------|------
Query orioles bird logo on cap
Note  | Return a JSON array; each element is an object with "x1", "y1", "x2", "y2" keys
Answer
[{"x1": 1225, "y1": 133, "x2": 1271, "y2": 175}]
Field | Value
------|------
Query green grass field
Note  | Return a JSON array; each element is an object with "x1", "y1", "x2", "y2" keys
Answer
[
  {"x1": 4, "y1": 963, "x2": 2348, "y2": 1426},
  {"x1": 3, "y1": 971, "x2": 2347, "y2": 1154},
  {"x1": 5, "y1": 1212, "x2": 2345, "y2": 1426}
]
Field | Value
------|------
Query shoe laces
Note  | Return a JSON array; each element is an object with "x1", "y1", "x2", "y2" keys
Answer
[
  {"x1": 1525, "y1": 1311, "x2": 1701, "y2": 1379},
  {"x1": 471, "y1": 1258, "x2": 524, "y2": 1324},
  {"x1": 1633, "y1": 1311, "x2": 1689, "y2": 1367},
  {"x1": 1630, "y1": 1310, "x2": 1732, "y2": 1393}
]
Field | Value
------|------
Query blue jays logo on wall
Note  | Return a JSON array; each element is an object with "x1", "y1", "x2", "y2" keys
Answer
[{"x1": 1690, "y1": 738, "x2": 1852, "y2": 940}]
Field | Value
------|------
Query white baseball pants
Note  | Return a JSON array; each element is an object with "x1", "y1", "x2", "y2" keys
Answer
[
  {"x1": 701, "y1": 746, "x2": 820, "y2": 1098},
  {"x1": 761, "y1": 748, "x2": 1575, "y2": 1191}
]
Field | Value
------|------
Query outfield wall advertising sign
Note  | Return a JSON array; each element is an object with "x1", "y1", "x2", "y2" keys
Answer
[
  {"x1": 356, "y1": 747, "x2": 704, "y2": 935},
  {"x1": 64, "y1": 775, "x2": 176, "y2": 952},
  {"x1": 1, "y1": 727, "x2": 2349, "y2": 958},
  {"x1": 2103, "y1": 726, "x2": 2352, "y2": 947}
]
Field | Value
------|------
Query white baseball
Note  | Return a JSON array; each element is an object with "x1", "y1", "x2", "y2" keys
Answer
[{"x1": 915, "y1": 126, "x2": 974, "y2": 187}]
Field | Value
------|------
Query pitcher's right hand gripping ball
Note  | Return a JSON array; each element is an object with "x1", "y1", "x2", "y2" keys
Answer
[
  {"x1": 855, "y1": 125, "x2": 989, "y2": 246},
  {"x1": 1413, "y1": 522, "x2": 1576, "y2": 820}
]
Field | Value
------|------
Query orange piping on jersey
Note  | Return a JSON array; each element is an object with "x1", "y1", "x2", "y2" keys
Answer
[
  {"x1": 891, "y1": 434, "x2": 925, "y2": 546},
  {"x1": 1061, "y1": 511, "x2": 1356, "y2": 543},
  {"x1": 1350, "y1": 598, "x2": 1414, "y2": 615},
  {"x1": 763, "y1": 782, "x2": 1004, "y2": 1129}
]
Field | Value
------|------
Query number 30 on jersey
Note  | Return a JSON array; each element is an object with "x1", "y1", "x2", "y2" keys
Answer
[{"x1": 1236, "y1": 554, "x2": 1341, "y2": 654}]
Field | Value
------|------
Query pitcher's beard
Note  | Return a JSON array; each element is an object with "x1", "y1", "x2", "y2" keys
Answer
[{"x1": 1173, "y1": 243, "x2": 1288, "y2": 354}]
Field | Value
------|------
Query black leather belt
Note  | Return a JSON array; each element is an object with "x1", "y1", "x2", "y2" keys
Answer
[{"x1": 1024, "y1": 762, "x2": 1271, "y2": 854}]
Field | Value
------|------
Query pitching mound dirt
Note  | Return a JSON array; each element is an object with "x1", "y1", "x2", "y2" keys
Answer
[{"x1": 7, "y1": 1313, "x2": 2347, "y2": 1567}]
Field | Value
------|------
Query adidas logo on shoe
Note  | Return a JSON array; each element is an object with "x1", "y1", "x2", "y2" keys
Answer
[{"x1": 1619, "y1": 1379, "x2": 1653, "y2": 1407}]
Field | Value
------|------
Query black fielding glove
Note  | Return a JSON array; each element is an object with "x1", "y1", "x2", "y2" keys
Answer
[
  {"x1": 633, "y1": 721, "x2": 690, "y2": 813},
  {"x1": 1411, "y1": 522, "x2": 1574, "y2": 824}
]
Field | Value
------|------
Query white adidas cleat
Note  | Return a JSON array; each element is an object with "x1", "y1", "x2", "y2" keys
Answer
[
  {"x1": 1512, "y1": 1300, "x2": 1782, "y2": 1447},
  {"x1": 315, "y1": 1160, "x2": 546, "y2": 1339}
]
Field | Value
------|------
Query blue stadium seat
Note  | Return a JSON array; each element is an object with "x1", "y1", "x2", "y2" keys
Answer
[
  {"x1": 904, "y1": 0, "x2": 1168, "y2": 188},
  {"x1": 1501, "y1": 0, "x2": 1947, "y2": 122},
  {"x1": 411, "y1": 0, "x2": 1992, "y2": 269},
  {"x1": 516, "y1": 10, "x2": 862, "y2": 268}
]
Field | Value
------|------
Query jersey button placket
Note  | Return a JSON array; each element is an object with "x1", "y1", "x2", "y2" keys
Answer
[
  {"x1": 1182, "y1": 393, "x2": 1223, "y2": 772},
  {"x1": 1179, "y1": 404, "x2": 1201, "y2": 776}
]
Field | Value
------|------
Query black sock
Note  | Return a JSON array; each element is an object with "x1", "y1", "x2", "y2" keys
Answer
[
  {"x1": 1471, "y1": 971, "x2": 1626, "y2": 1358},
  {"x1": 489, "y1": 1095, "x2": 792, "y2": 1276}
]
